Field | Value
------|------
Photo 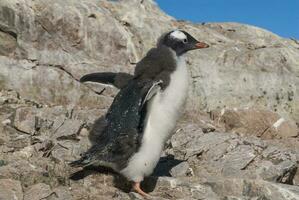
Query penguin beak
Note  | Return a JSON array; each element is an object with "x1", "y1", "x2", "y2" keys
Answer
[{"x1": 195, "y1": 41, "x2": 209, "y2": 49}]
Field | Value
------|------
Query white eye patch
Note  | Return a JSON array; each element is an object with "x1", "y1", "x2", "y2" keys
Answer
[{"x1": 170, "y1": 30, "x2": 187, "y2": 40}]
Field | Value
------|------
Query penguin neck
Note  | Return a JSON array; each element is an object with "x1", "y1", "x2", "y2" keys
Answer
[
  {"x1": 133, "y1": 45, "x2": 185, "y2": 86},
  {"x1": 169, "y1": 47, "x2": 185, "y2": 67}
]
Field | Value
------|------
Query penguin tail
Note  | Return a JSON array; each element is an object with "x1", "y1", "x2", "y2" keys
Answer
[
  {"x1": 69, "y1": 144, "x2": 114, "y2": 169},
  {"x1": 69, "y1": 156, "x2": 92, "y2": 168}
]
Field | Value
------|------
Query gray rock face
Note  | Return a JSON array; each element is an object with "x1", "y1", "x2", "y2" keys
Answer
[
  {"x1": 0, "y1": 0, "x2": 299, "y2": 200},
  {"x1": 0, "y1": 0, "x2": 298, "y2": 122}
]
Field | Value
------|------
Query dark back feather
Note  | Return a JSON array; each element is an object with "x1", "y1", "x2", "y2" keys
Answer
[
  {"x1": 134, "y1": 46, "x2": 176, "y2": 89},
  {"x1": 70, "y1": 79, "x2": 158, "y2": 169}
]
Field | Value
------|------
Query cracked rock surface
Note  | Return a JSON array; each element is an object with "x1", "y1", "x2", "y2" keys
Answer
[{"x1": 0, "y1": 0, "x2": 299, "y2": 199}]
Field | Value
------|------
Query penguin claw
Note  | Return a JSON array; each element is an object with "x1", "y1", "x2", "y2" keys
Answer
[{"x1": 132, "y1": 182, "x2": 150, "y2": 198}]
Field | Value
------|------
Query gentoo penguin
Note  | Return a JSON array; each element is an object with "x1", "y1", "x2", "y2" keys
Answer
[{"x1": 70, "y1": 30, "x2": 209, "y2": 196}]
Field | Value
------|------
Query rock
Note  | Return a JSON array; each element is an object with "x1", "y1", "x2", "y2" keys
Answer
[
  {"x1": 47, "y1": 187, "x2": 73, "y2": 200},
  {"x1": 154, "y1": 176, "x2": 221, "y2": 200},
  {"x1": 206, "y1": 177, "x2": 299, "y2": 200},
  {"x1": 170, "y1": 161, "x2": 191, "y2": 177},
  {"x1": 24, "y1": 183, "x2": 52, "y2": 200},
  {"x1": 13, "y1": 107, "x2": 37, "y2": 135},
  {"x1": 16, "y1": 145, "x2": 35, "y2": 159},
  {"x1": 51, "y1": 139, "x2": 90, "y2": 163},
  {"x1": 0, "y1": 159, "x2": 47, "y2": 186},
  {"x1": 220, "y1": 145, "x2": 256, "y2": 172},
  {"x1": 129, "y1": 192, "x2": 169, "y2": 200},
  {"x1": 212, "y1": 108, "x2": 298, "y2": 139},
  {"x1": 0, "y1": 179, "x2": 23, "y2": 200},
  {"x1": 171, "y1": 130, "x2": 232, "y2": 160},
  {"x1": 128, "y1": 192, "x2": 144, "y2": 200},
  {"x1": 69, "y1": 172, "x2": 130, "y2": 200},
  {"x1": 170, "y1": 123, "x2": 204, "y2": 149},
  {"x1": 1, "y1": 118, "x2": 11, "y2": 125},
  {"x1": 256, "y1": 160, "x2": 297, "y2": 184},
  {"x1": 53, "y1": 119, "x2": 83, "y2": 140}
]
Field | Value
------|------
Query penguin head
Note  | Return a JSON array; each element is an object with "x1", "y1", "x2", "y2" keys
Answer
[{"x1": 158, "y1": 30, "x2": 209, "y2": 56}]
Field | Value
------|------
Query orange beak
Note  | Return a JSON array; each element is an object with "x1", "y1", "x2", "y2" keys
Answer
[{"x1": 195, "y1": 42, "x2": 209, "y2": 49}]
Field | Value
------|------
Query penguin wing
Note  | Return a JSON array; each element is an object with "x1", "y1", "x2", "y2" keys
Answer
[
  {"x1": 70, "y1": 79, "x2": 162, "y2": 169},
  {"x1": 80, "y1": 72, "x2": 133, "y2": 89},
  {"x1": 142, "y1": 80, "x2": 163, "y2": 106}
]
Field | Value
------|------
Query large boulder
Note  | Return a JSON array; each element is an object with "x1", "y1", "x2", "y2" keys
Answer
[{"x1": 0, "y1": 0, "x2": 298, "y2": 123}]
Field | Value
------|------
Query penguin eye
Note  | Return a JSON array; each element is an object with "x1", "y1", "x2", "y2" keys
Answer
[{"x1": 183, "y1": 38, "x2": 187, "y2": 43}]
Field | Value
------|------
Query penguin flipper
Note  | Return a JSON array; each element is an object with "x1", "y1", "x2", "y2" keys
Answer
[
  {"x1": 80, "y1": 72, "x2": 133, "y2": 89},
  {"x1": 142, "y1": 80, "x2": 162, "y2": 106}
]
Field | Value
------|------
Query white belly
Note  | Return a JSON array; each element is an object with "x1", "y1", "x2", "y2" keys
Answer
[{"x1": 120, "y1": 56, "x2": 189, "y2": 182}]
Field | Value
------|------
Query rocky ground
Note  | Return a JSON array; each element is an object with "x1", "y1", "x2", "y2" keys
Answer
[
  {"x1": 0, "y1": 88, "x2": 299, "y2": 200},
  {"x1": 0, "y1": 0, "x2": 299, "y2": 199}
]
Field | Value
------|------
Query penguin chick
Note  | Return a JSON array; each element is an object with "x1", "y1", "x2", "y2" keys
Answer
[{"x1": 70, "y1": 30, "x2": 209, "y2": 197}]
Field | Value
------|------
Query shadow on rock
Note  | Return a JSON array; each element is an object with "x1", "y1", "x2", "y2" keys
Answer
[
  {"x1": 114, "y1": 155, "x2": 184, "y2": 193},
  {"x1": 79, "y1": 114, "x2": 184, "y2": 193},
  {"x1": 69, "y1": 165, "x2": 131, "y2": 192},
  {"x1": 69, "y1": 155, "x2": 184, "y2": 193},
  {"x1": 69, "y1": 165, "x2": 115, "y2": 181},
  {"x1": 153, "y1": 155, "x2": 184, "y2": 177}
]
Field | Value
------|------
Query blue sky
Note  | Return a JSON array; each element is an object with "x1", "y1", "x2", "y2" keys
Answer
[{"x1": 155, "y1": 0, "x2": 299, "y2": 39}]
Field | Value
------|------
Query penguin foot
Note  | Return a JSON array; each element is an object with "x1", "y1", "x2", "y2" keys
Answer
[{"x1": 132, "y1": 182, "x2": 149, "y2": 198}]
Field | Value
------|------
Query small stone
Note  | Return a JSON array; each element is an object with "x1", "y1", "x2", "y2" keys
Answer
[
  {"x1": 156, "y1": 177, "x2": 181, "y2": 189},
  {"x1": 170, "y1": 162, "x2": 191, "y2": 177},
  {"x1": 221, "y1": 145, "x2": 256, "y2": 171},
  {"x1": 16, "y1": 146, "x2": 35, "y2": 158},
  {"x1": 1, "y1": 146, "x2": 14, "y2": 153},
  {"x1": 2, "y1": 119, "x2": 11, "y2": 126},
  {"x1": 53, "y1": 119, "x2": 82, "y2": 140},
  {"x1": 51, "y1": 187, "x2": 73, "y2": 200},
  {"x1": 0, "y1": 179, "x2": 23, "y2": 200},
  {"x1": 129, "y1": 192, "x2": 143, "y2": 200},
  {"x1": 24, "y1": 183, "x2": 52, "y2": 200},
  {"x1": 14, "y1": 107, "x2": 36, "y2": 135}
]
